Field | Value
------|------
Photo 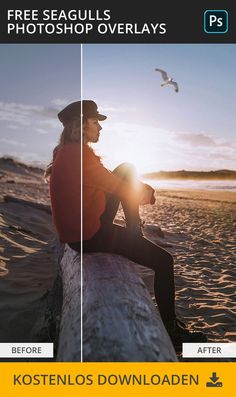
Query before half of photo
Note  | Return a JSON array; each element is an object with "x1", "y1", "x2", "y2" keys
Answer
[{"x1": 0, "y1": 44, "x2": 81, "y2": 361}]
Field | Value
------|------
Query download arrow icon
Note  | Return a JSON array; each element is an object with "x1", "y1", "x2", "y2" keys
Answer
[{"x1": 210, "y1": 372, "x2": 219, "y2": 383}]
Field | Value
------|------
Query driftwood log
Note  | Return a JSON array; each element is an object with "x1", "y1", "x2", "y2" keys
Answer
[{"x1": 56, "y1": 244, "x2": 177, "y2": 362}]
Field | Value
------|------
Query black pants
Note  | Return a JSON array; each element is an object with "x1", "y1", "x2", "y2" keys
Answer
[{"x1": 70, "y1": 163, "x2": 176, "y2": 326}]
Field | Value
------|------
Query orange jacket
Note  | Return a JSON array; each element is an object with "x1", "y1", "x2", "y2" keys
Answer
[{"x1": 50, "y1": 143, "x2": 142, "y2": 243}]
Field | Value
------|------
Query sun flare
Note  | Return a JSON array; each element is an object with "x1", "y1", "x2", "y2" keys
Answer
[{"x1": 96, "y1": 122, "x2": 176, "y2": 175}]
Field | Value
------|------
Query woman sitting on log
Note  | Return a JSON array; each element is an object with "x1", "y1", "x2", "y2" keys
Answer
[{"x1": 45, "y1": 100, "x2": 207, "y2": 350}]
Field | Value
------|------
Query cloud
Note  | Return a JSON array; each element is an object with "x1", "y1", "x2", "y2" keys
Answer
[
  {"x1": 0, "y1": 101, "x2": 61, "y2": 164},
  {"x1": 175, "y1": 132, "x2": 217, "y2": 146},
  {"x1": 209, "y1": 151, "x2": 236, "y2": 162},
  {"x1": 34, "y1": 128, "x2": 51, "y2": 135},
  {"x1": 0, "y1": 101, "x2": 59, "y2": 126},
  {"x1": 8, "y1": 124, "x2": 19, "y2": 130},
  {"x1": 51, "y1": 98, "x2": 69, "y2": 106},
  {"x1": 0, "y1": 138, "x2": 26, "y2": 147},
  {"x1": 0, "y1": 101, "x2": 62, "y2": 140}
]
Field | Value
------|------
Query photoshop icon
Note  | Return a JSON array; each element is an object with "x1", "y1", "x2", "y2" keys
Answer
[{"x1": 204, "y1": 10, "x2": 228, "y2": 34}]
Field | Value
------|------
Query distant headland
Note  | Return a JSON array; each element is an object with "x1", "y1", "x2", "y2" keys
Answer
[
  {"x1": 1, "y1": 157, "x2": 236, "y2": 180},
  {"x1": 142, "y1": 170, "x2": 236, "y2": 180}
]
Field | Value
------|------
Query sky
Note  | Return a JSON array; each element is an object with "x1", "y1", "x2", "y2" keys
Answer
[{"x1": 0, "y1": 44, "x2": 236, "y2": 174}]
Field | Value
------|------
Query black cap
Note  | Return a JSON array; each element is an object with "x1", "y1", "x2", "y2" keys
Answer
[{"x1": 58, "y1": 100, "x2": 107, "y2": 125}]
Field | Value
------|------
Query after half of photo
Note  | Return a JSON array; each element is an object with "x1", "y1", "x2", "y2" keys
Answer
[{"x1": 0, "y1": 43, "x2": 235, "y2": 362}]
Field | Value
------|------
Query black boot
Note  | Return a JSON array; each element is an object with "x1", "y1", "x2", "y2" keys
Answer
[{"x1": 166, "y1": 318, "x2": 207, "y2": 352}]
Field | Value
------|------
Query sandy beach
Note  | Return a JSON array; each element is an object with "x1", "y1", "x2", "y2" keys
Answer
[
  {"x1": 0, "y1": 158, "x2": 57, "y2": 344},
  {"x1": 0, "y1": 158, "x2": 235, "y2": 359},
  {"x1": 139, "y1": 188, "x2": 236, "y2": 345}
]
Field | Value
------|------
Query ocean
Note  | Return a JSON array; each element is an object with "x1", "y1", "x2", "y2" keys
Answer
[{"x1": 142, "y1": 179, "x2": 236, "y2": 191}]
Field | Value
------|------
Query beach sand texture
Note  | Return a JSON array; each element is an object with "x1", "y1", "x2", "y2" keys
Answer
[
  {"x1": 0, "y1": 158, "x2": 235, "y2": 356},
  {"x1": 0, "y1": 158, "x2": 57, "y2": 343},
  {"x1": 139, "y1": 188, "x2": 236, "y2": 344}
]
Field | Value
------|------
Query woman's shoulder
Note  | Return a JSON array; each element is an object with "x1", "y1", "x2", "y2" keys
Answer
[
  {"x1": 83, "y1": 144, "x2": 94, "y2": 154},
  {"x1": 83, "y1": 144, "x2": 101, "y2": 161},
  {"x1": 56, "y1": 143, "x2": 101, "y2": 163},
  {"x1": 57, "y1": 143, "x2": 80, "y2": 155}
]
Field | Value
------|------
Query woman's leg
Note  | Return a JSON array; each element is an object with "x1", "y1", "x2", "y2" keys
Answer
[
  {"x1": 74, "y1": 224, "x2": 207, "y2": 346},
  {"x1": 83, "y1": 223, "x2": 176, "y2": 327},
  {"x1": 80, "y1": 162, "x2": 175, "y2": 324},
  {"x1": 101, "y1": 162, "x2": 142, "y2": 232}
]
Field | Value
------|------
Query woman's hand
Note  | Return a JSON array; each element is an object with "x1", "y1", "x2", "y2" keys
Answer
[{"x1": 139, "y1": 184, "x2": 156, "y2": 205}]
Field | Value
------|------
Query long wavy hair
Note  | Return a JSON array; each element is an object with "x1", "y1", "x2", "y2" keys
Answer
[{"x1": 44, "y1": 116, "x2": 85, "y2": 182}]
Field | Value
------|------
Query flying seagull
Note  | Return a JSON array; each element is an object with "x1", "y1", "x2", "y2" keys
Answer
[{"x1": 155, "y1": 68, "x2": 179, "y2": 92}]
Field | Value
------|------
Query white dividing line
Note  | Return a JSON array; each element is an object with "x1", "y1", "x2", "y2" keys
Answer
[{"x1": 80, "y1": 43, "x2": 83, "y2": 363}]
